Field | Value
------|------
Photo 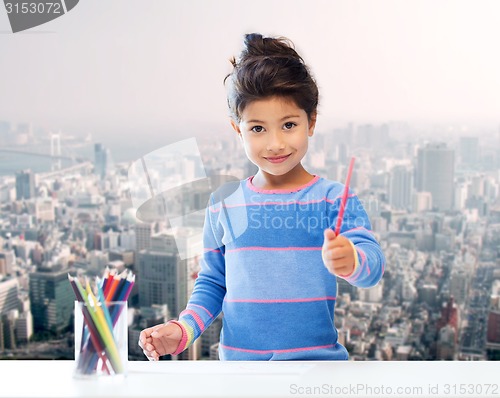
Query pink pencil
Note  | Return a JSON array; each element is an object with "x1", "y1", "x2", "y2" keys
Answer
[{"x1": 334, "y1": 157, "x2": 356, "y2": 235}]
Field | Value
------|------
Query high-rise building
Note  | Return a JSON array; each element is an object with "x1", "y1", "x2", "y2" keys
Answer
[
  {"x1": 418, "y1": 284, "x2": 438, "y2": 308},
  {"x1": 416, "y1": 143, "x2": 455, "y2": 211},
  {"x1": 0, "y1": 250, "x2": 16, "y2": 276},
  {"x1": 449, "y1": 269, "x2": 468, "y2": 305},
  {"x1": 1, "y1": 310, "x2": 18, "y2": 350},
  {"x1": 486, "y1": 307, "x2": 500, "y2": 360},
  {"x1": 94, "y1": 143, "x2": 112, "y2": 180},
  {"x1": 15, "y1": 169, "x2": 35, "y2": 200},
  {"x1": 454, "y1": 182, "x2": 468, "y2": 211},
  {"x1": 137, "y1": 231, "x2": 187, "y2": 317},
  {"x1": 0, "y1": 278, "x2": 20, "y2": 315},
  {"x1": 436, "y1": 324, "x2": 456, "y2": 360},
  {"x1": 337, "y1": 142, "x2": 348, "y2": 165},
  {"x1": 0, "y1": 306, "x2": 32, "y2": 349},
  {"x1": 459, "y1": 136, "x2": 479, "y2": 168},
  {"x1": 389, "y1": 165, "x2": 413, "y2": 210},
  {"x1": 15, "y1": 297, "x2": 33, "y2": 343},
  {"x1": 0, "y1": 278, "x2": 24, "y2": 350},
  {"x1": 134, "y1": 223, "x2": 155, "y2": 252},
  {"x1": 487, "y1": 308, "x2": 500, "y2": 343},
  {"x1": 437, "y1": 296, "x2": 459, "y2": 334},
  {"x1": 486, "y1": 280, "x2": 500, "y2": 359},
  {"x1": 29, "y1": 267, "x2": 74, "y2": 333}
]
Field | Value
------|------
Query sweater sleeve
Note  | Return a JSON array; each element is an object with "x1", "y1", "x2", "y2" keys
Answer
[
  {"x1": 172, "y1": 194, "x2": 226, "y2": 354},
  {"x1": 330, "y1": 189, "x2": 385, "y2": 289}
]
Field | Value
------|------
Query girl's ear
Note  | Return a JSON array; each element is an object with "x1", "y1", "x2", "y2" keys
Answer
[
  {"x1": 230, "y1": 119, "x2": 242, "y2": 137},
  {"x1": 308, "y1": 111, "x2": 317, "y2": 137}
]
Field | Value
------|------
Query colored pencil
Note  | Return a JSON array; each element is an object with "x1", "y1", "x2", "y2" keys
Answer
[
  {"x1": 110, "y1": 273, "x2": 134, "y2": 328},
  {"x1": 100, "y1": 267, "x2": 110, "y2": 291},
  {"x1": 335, "y1": 157, "x2": 356, "y2": 235},
  {"x1": 105, "y1": 272, "x2": 121, "y2": 302},
  {"x1": 110, "y1": 270, "x2": 128, "y2": 303},
  {"x1": 103, "y1": 269, "x2": 116, "y2": 297},
  {"x1": 68, "y1": 275, "x2": 111, "y2": 375},
  {"x1": 96, "y1": 277, "x2": 114, "y2": 331},
  {"x1": 118, "y1": 273, "x2": 134, "y2": 302}
]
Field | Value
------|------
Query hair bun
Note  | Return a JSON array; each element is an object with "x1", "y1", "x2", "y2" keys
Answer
[
  {"x1": 242, "y1": 32, "x2": 300, "y2": 60},
  {"x1": 225, "y1": 32, "x2": 319, "y2": 123},
  {"x1": 243, "y1": 33, "x2": 265, "y2": 56}
]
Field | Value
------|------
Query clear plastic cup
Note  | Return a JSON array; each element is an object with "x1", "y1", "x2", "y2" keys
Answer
[{"x1": 74, "y1": 301, "x2": 128, "y2": 378}]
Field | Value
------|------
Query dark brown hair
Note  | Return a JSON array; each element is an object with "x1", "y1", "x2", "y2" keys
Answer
[{"x1": 224, "y1": 33, "x2": 319, "y2": 123}]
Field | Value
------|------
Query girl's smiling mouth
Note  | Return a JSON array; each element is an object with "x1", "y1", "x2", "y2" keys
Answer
[{"x1": 265, "y1": 154, "x2": 291, "y2": 163}]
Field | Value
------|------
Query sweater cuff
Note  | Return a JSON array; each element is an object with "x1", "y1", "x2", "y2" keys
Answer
[{"x1": 168, "y1": 320, "x2": 188, "y2": 356}]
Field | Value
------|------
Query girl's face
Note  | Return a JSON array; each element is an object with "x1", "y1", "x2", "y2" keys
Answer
[{"x1": 231, "y1": 96, "x2": 316, "y2": 182}]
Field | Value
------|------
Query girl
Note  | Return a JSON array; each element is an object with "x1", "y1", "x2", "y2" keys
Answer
[{"x1": 139, "y1": 33, "x2": 385, "y2": 360}]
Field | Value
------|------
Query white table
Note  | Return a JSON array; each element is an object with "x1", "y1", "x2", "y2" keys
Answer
[{"x1": 1, "y1": 360, "x2": 499, "y2": 397}]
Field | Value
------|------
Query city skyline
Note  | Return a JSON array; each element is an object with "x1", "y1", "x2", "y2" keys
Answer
[
  {"x1": 1, "y1": 117, "x2": 499, "y2": 170},
  {"x1": 1, "y1": 0, "x2": 500, "y2": 140},
  {"x1": 1, "y1": 115, "x2": 500, "y2": 361}
]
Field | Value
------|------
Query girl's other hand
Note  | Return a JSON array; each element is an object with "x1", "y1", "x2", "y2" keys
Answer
[{"x1": 138, "y1": 322, "x2": 183, "y2": 361}]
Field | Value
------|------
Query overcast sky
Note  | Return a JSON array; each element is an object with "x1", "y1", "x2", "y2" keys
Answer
[{"x1": 1, "y1": 0, "x2": 499, "y2": 142}]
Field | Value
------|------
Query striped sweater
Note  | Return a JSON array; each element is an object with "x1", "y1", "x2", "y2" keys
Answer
[{"x1": 170, "y1": 175, "x2": 385, "y2": 360}]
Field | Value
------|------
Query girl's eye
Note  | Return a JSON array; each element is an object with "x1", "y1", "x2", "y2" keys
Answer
[
  {"x1": 251, "y1": 126, "x2": 264, "y2": 133},
  {"x1": 284, "y1": 122, "x2": 296, "y2": 130}
]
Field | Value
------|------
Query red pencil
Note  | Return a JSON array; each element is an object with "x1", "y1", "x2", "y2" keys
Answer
[
  {"x1": 334, "y1": 157, "x2": 356, "y2": 235},
  {"x1": 105, "y1": 275, "x2": 120, "y2": 302},
  {"x1": 103, "y1": 269, "x2": 116, "y2": 297}
]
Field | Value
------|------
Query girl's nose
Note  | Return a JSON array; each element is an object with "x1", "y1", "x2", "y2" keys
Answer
[{"x1": 266, "y1": 131, "x2": 285, "y2": 152}]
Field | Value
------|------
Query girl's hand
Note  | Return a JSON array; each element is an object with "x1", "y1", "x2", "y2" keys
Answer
[
  {"x1": 321, "y1": 228, "x2": 355, "y2": 277},
  {"x1": 138, "y1": 322, "x2": 183, "y2": 361}
]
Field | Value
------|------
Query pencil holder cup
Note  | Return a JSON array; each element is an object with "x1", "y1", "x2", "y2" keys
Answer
[{"x1": 74, "y1": 301, "x2": 128, "y2": 378}]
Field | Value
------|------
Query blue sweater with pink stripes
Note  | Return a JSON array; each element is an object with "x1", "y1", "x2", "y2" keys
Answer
[{"x1": 172, "y1": 175, "x2": 385, "y2": 360}]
